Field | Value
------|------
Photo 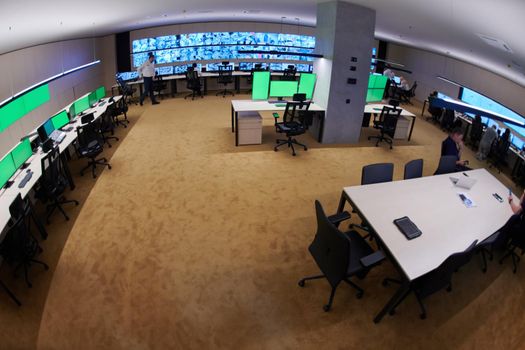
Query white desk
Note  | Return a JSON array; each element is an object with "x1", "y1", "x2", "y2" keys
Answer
[
  {"x1": 364, "y1": 104, "x2": 417, "y2": 141},
  {"x1": 231, "y1": 100, "x2": 325, "y2": 146},
  {"x1": 337, "y1": 168, "x2": 516, "y2": 322},
  {"x1": 0, "y1": 95, "x2": 122, "y2": 235}
]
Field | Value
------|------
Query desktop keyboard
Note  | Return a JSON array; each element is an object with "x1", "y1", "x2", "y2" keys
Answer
[
  {"x1": 49, "y1": 130, "x2": 66, "y2": 144},
  {"x1": 98, "y1": 101, "x2": 106, "y2": 107},
  {"x1": 18, "y1": 171, "x2": 33, "y2": 188}
]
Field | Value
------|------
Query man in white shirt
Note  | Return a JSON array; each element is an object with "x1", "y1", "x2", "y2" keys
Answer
[
  {"x1": 383, "y1": 68, "x2": 395, "y2": 79},
  {"x1": 138, "y1": 52, "x2": 159, "y2": 105}
]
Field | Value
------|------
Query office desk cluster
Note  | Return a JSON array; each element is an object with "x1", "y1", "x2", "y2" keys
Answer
[
  {"x1": 337, "y1": 168, "x2": 515, "y2": 322},
  {"x1": 0, "y1": 95, "x2": 122, "y2": 236}
]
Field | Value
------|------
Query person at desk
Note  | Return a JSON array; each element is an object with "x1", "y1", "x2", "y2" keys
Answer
[
  {"x1": 442, "y1": 127, "x2": 470, "y2": 171},
  {"x1": 399, "y1": 77, "x2": 411, "y2": 91},
  {"x1": 383, "y1": 68, "x2": 395, "y2": 80},
  {"x1": 476, "y1": 125, "x2": 498, "y2": 161},
  {"x1": 138, "y1": 52, "x2": 159, "y2": 106}
]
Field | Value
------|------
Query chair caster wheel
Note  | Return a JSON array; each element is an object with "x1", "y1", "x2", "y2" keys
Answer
[
  {"x1": 274, "y1": 148, "x2": 278, "y2": 152},
  {"x1": 356, "y1": 291, "x2": 364, "y2": 299},
  {"x1": 323, "y1": 305, "x2": 331, "y2": 312},
  {"x1": 389, "y1": 309, "x2": 396, "y2": 315},
  {"x1": 65, "y1": 216, "x2": 70, "y2": 221},
  {"x1": 382, "y1": 279, "x2": 389, "y2": 287},
  {"x1": 28, "y1": 283, "x2": 32, "y2": 288},
  {"x1": 44, "y1": 264, "x2": 49, "y2": 270},
  {"x1": 298, "y1": 280, "x2": 305, "y2": 287},
  {"x1": 420, "y1": 313, "x2": 427, "y2": 320},
  {"x1": 75, "y1": 201, "x2": 79, "y2": 206},
  {"x1": 292, "y1": 153, "x2": 296, "y2": 156},
  {"x1": 108, "y1": 165, "x2": 112, "y2": 170},
  {"x1": 304, "y1": 147, "x2": 308, "y2": 151}
]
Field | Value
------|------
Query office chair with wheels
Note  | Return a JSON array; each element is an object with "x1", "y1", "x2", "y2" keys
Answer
[
  {"x1": 488, "y1": 138, "x2": 511, "y2": 173},
  {"x1": 110, "y1": 97, "x2": 130, "y2": 128},
  {"x1": 216, "y1": 65, "x2": 234, "y2": 97},
  {"x1": 152, "y1": 75, "x2": 167, "y2": 99},
  {"x1": 401, "y1": 81, "x2": 417, "y2": 104},
  {"x1": 76, "y1": 120, "x2": 111, "y2": 178},
  {"x1": 9, "y1": 194, "x2": 48, "y2": 240},
  {"x1": 273, "y1": 95, "x2": 311, "y2": 156},
  {"x1": 247, "y1": 64, "x2": 264, "y2": 93},
  {"x1": 433, "y1": 155, "x2": 458, "y2": 175},
  {"x1": 498, "y1": 214, "x2": 525, "y2": 273},
  {"x1": 280, "y1": 65, "x2": 297, "y2": 81},
  {"x1": 368, "y1": 106, "x2": 401, "y2": 149},
  {"x1": 426, "y1": 96, "x2": 444, "y2": 123},
  {"x1": 298, "y1": 200, "x2": 385, "y2": 312},
  {"x1": 384, "y1": 240, "x2": 477, "y2": 319},
  {"x1": 0, "y1": 216, "x2": 49, "y2": 289},
  {"x1": 184, "y1": 68, "x2": 203, "y2": 100},
  {"x1": 404, "y1": 159, "x2": 424, "y2": 180},
  {"x1": 469, "y1": 117, "x2": 484, "y2": 147},
  {"x1": 116, "y1": 75, "x2": 137, "y2": 105},
  {"x1": 350, "y1": 163, "x2": 394, "y2": 234},
  {"x1": 440, "y1": 109, "x2": 455, "y2": 131},
  {"x1": 36, "y1": 146, "x2": 79, "y2": 223},
  {"x1": 98, "y1": 110, "x2": 119, "y2": 148}
]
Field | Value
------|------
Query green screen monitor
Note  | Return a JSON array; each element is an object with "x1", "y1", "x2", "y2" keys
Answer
[
  {"x1": 251, "y1": 71, "x2": 271, "y2": 100},
  {"x1": 366, "y1": 74, "x2": 388, "y2": 103},
  {"x1": 51, "y1": 110, "x2": 70, "y2": 130},
  {"x1": 88, "y1": 91, "x2": 98, "y2": 107},
  {"x1": 366, "y1": 89, "x2": 386, "y2": 103},
  {"x1": 95, "y1": 86, "x2": 105, "y2": 101},
  {"x1": 23, "y1": 84, "x2": 51, "y2": 113},
  {"x1": 11, "y1": 138, "x2": 32, "y2": 169},
  {"x1": 269, "y1": 81, "x2": 299, "y2": 100},
  {"x1": 0, "y1": 98, "x2": 26, "y2": 132},
  {"x1": 70, "y1": 95, "x2": 90, "y2": 117},
  {"x1": 298, "y1": 73, "x2": 317, "y2": 99},
  {"x1": 0, "y1": 153, "x2": 17, "y2": 189}
]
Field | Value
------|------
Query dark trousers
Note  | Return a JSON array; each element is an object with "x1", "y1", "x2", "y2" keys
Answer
[{"x1": 140, "y1": 76, "x2": 157, "y2": 104}]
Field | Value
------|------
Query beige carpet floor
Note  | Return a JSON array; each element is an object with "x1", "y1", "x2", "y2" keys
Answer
[{"x1": 3, "y1": 94, "x2": 525, "y2": 349}]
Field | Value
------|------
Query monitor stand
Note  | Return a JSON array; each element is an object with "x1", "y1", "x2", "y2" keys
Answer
[{"x1": 268, "y1": 97, "x2": 285, "y2": 104}]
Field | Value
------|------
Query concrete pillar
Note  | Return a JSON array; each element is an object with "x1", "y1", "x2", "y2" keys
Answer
[{"x1": 313, "y1": 1, "x2": 376, "y2": 144}]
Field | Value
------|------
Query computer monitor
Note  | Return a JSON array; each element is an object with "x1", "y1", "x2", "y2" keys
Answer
[
  {"x1": 269, "y1": 81, "x2": 298, "y2": 100},
  {"x1": 298, "y1": 73, "x2": 316, "y2": 99},
  {"x1": 95, "y1": 86, "x2": 105, "y2": 101},
  {"x1": 43, "y1": 119, "x2": 55, "y2": 137},
  {"x1": 0, "y1": 153, "x2": 17, "y2": 189},
  {"x1": 252, "y1": 71, "x2": 271, "y2": 100},
  {"x1": 11, "y1": 138, "x2": 32, "y2": 169},
  {"x1": 393, "y1": 76, "x2": 401, "y2": 85},
  {"x1": 70, "y1": 95, "x2": 90, "y2": 117},
  {"x1": 51, "y1": 110, "x2": 70, "y2": 130},
  {"x1": 88, "y1": 91, "x2": 98, "y2": 107}
]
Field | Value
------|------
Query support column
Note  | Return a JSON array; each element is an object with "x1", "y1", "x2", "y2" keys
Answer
[{"x1": 313, "y1": 1, "x2": 376, "y2": 144}]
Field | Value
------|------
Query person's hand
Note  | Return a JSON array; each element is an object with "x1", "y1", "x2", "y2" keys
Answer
[{"x1": 457, "y1": 160, "x2": 467, "y2": 166}]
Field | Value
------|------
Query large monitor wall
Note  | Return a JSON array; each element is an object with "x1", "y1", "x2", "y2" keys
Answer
[{"x1": 131, "y1": 32, "x2": 316, "y2": 68}]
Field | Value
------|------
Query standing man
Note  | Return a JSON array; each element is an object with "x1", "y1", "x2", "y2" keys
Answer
[{"x1": 138, "y1": 52, "x2": 159, "y2": 105}]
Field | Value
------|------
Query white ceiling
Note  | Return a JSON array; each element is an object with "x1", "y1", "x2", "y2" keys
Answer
[{"x1": 1, "y1": 0, "x2": 524, "y2": 86}]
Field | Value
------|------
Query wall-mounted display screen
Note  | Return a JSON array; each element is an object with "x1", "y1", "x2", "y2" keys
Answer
[
  {"x1": 205, "y1": 63, "x2": 235, "y2": 72},
  {"x1": 173, "y1": 64, "x2": 203, "y2": 74},
  {"x1": 118, "y1": 71, "x2": 139, "y2": 81},
  {"x1": 0, "y1": 84, "x2": 51, "y2": 132},
  {"x1": 459, "y1": 87, "x2": 525, "y2": 150},
  {"x1": 132, "y1": 32, "x2": 316, "y2": 67},
  {"x1": 156, "y1": 66, "x2": 174, "y2": 76}
]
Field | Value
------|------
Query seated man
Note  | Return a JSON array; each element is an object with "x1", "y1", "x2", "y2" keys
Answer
[{"x1": 441, "y1": 127, "x2": 470, "y2": 171}]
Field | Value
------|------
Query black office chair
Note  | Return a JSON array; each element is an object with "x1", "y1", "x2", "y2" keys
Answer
[
  {"x1": 76, "y1": 120, "x2": 111, "y2": 178},
  {"x1": 184, "y1": 69, "x2": 203, "y2": 100},
  {"x1": 36, "y1": 146, "x2": 79, "y2": 223},
  {"x1": 384, "y1": 240, "x2": 478, "y2": 319},
  {"x1": 116, "y1": 74, "x2": 137, "y2": 105},
  {"x1": 9, "y1": 194, "x2": 48, "y2": 240},
  {"x1": 469, "y1": 117, "x2": 484, "y2": 147},
  {"x1": 216, "y1": 65, "x2": 234, "y2": 97},
  {"x1": 498, "y1": 214, "x2": 525, "y2": 273},
  {"x1": 426, "y1": 96, "x2": 444, "y2": 123},
  {"x1": 298, "y1": 200, "x2": 385, "y2": 312},
  {"x1": 400, "y1": 81, "x2": 417, "y2": 104},
  {"x1": 273, "y1": 96, "x2": 312, "y2": 156},
  {"x1": 350, "y1": 163, "x2": 394, "y2": 234},
  {"x1": 110, "y1": 97, "x2": 130, "y2": 128},
  {"x1": 281, "y1": 66, "x2": 297, "y2": 81},
  {"x1": 440, "y1": 109, "x2": 455, "y2": 131},
  {"x1": 98, "y1": 110, "x2": 119, "y2": 148},
  {"x1": 0, "y1": 216, "x2": 49, "y2": 289},
  {"x1": 404, "y1": 159, "x2": 424, "y2": 180},
  {"x1": 368, "y1": 106, "x2": 401, "y2": 149},
  {"x1": 489, "y1": 138, "x2": 511, "y2": 173},
  {"x1": 152, "y1": 75, "x2": 167, "y2": 99},
  {"x1": 433, "y1": 155, "x2": 458, "y2": 175}
]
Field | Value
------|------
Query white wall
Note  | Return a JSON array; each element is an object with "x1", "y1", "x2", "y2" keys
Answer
[
  {"x1": 0, "y1": 37, "x2": 112, "y2": 156},
  {"x1": 386, "y1": 43, "x2": 525, "y2": 116}
]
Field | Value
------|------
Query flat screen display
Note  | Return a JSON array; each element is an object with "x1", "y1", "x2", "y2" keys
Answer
[
  {"x1": 366, "y1": 75, "x2": 388, "y2": 103},
  {"x1": 95, "y1": 86, "x2": 105, "y2": 100},
  {"x1": 298, "y1": 73, "x2": 316, "y2": 99},
  {"x1": 11, "y1": 138, "x2": 32, "y2": 169},
  {"x1": 51, "y1": 110, "x2": 69, "y2": 130},
  {"x1": 459, "y1": 87, "x2": 525, "y2": 150},
  {"x1": 71, "y1": 96, "x2": 90, "y2": 116},
  {"x1": 88, "y1": 91, "x2": 98, "y2": 106},
  {"x1": 0, "y1": 153, "x2": 17, "y2": 188},
  {"x1": 252, "y1": 71, "x2": 271, "y2": 100},
  {"x1": 43, "y1": 119, "x2": 55, "y2": 136},
  {"x1": 269, "y1": 81, "x2": 298, "y2": 98}
]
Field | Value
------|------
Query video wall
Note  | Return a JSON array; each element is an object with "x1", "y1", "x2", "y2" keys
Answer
[
  {"x1": 131, "y1": 32, "x2": 316, "y2": 68},
  {"x1": 459, "y1": 87, "x2": 525, "y2": 150}
]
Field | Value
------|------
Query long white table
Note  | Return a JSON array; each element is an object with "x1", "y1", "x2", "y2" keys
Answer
[
  {"x1": 0, "y1": 95, "x2": 122, "y2": 235},
  {"x1": 336, "y1": 168, "x2": 517, "y2": 322},
  {"x1": 230, "y1": 100, "x2": 326, "y2": 146}
]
